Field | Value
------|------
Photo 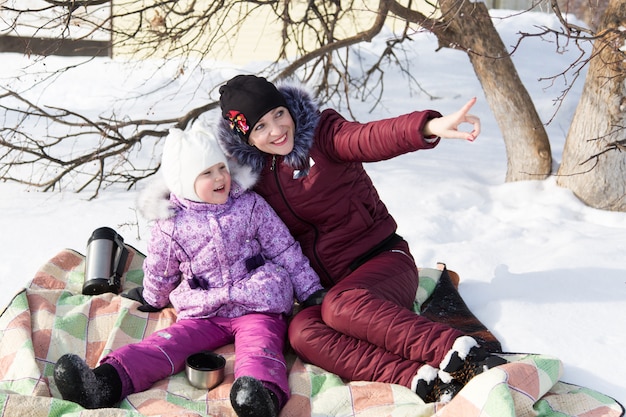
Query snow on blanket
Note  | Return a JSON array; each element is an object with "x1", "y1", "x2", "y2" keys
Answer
[{"x1": 0, "y1": 246, "x2": 623, "y2": 417}]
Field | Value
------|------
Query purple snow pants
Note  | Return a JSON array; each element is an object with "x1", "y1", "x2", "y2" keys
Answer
[{"x1": 101, "y1": 312, "x2": 289, "y2": 405}]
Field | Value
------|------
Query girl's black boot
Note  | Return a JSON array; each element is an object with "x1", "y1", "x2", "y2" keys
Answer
[
  {"x1": 54, "y1": 353, "x2": 122, "y2": 409},
  {"x1": 230, "y1": 376, "x2": 279, "y2": 417}
]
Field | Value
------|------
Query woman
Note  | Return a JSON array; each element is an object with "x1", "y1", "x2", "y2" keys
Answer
[{"x1": 143, "y1": 75, "x2": 504, "y2": 403}]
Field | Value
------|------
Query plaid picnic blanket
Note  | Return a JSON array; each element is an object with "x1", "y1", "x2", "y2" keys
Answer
[{"x1": 0, "y1": 245, "x2": 623, "y2": 417}]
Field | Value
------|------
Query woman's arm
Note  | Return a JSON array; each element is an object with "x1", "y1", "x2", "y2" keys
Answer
[{"x1": 317, "y1": 98, "x2": 480, "y2": 163}]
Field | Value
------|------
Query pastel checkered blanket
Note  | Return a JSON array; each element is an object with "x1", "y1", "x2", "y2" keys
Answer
[{"x1": 0, "y1": 246, "x2": 623, "y2": 417}]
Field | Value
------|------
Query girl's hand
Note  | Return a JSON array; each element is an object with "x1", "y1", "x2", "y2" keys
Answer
[{"x1": 423, "y1": 97, "x2": 481, "y2": 142}]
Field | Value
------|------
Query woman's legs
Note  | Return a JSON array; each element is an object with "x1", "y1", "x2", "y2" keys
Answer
[
  {"x1": 289, "y1": 305, "x2": 426, "y2": 387},
  {"x1": 289, "y1": 241, "x2": 464, "y2": 388},
  {"x1": 322, "y1": 245, "x2": 462, "y2": 365}
]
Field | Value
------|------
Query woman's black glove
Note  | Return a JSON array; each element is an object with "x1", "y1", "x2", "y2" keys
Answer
[
  {"x1": 300, "y1": 289, "x2": 328, "y2": 309},
  {"x1": 121, "y1": 287, "x2": 163, "y2": 312}
]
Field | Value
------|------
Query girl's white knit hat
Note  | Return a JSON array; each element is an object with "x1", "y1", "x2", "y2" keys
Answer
[{"x1": 160, "y1": 123, "x2": 229, "y2": 202}]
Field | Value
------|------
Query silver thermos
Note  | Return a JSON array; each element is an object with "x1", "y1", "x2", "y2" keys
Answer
[{"x1": 82, "y1": 227, "x2": 129, "y2": 295}]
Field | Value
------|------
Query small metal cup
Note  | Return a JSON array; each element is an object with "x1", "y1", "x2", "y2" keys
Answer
[{"x1": 185, "y1": 351, "x2": 225, "y2": 389}]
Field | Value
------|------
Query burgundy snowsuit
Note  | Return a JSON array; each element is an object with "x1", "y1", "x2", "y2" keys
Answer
[
  {"x1": 218, "y1": 84, "x2": 465, "y2": 389},
  {"x1": 103, "y1": 182, "x2": 322, "y2": 405}
]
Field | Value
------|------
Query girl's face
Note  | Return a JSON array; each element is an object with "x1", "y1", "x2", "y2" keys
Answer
[
  {"x1": 248, "y1": 106, "x2": 295, "y2": 155},
  {"x1": 194, "y1": 162, "x2": 231, "y2": 204}
]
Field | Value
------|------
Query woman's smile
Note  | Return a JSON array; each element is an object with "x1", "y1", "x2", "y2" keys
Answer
[{"x1": 272, "y1": 134, "x2": 288, "y2": 146}]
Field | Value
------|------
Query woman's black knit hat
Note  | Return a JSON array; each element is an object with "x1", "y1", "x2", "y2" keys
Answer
[{"x1": 219, "y1": 75, "x2": 287, "y2": 140}]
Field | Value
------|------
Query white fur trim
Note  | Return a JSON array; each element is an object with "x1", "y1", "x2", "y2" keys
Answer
[
  {"x1": 410, "y1": 364, "x2": 438, "y2": 392},
  {"x1": 438, "y1": 369, "x2": 453, "y2": 384},
  {"x1": 136, "y1": 175, "x2": 176, "y2": 221},
  {"x1": 439, "y1": 336, "x2": 478, "y2": 369},
  {"x1": 453, "y1": 335, "x2": 478, "y2": 360},
  {"x1": 438, "y1": 390, "x2": 454, "y2": 404},
  {"x1": 437, "y1": 336, "x2": 478, "y2": 383},
  {"x1": 227, "y1": 159, "x2": 258, "y2": 190}
]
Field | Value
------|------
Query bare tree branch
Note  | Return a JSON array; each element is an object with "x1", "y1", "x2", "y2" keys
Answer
[{"x1": 0, "y1": 0, "x2": 613, "y2": 195}]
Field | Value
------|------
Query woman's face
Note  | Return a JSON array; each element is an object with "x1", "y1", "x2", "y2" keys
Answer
[{"x1": 248, "y1": 106, "x2": 295, "y2": 155}]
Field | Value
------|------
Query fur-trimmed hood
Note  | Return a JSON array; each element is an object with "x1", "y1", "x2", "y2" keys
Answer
[
  {"x1": 138, "y1": 82, "x2": 320, "y2": 222},
  {"x1": 217, "y1": 82, "x2": 321, "y2": 175}
]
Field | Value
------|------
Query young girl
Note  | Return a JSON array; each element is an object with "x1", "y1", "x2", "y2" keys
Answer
[{"x1": 54, "y1": 122, "x2": 324, "y2": 417}]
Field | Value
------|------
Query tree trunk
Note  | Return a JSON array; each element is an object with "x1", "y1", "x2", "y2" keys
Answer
[
  {"x1": 434, "y1": 0, "x2": 552, "y2": 182},
  {"x1": 556, "y1": 0, "x2": 626, "y2": 211},
  {"x1": 556, "y1": 0, "x2": 608, "y2": 32}
]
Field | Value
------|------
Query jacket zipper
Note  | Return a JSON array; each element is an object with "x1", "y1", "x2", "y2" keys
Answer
[{"x1": 271, "y1": 155, "x2": 335, "y2": 286}]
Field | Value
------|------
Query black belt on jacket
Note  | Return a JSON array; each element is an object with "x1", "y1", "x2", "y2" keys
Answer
[{"x1": 349, "y1": 233, "x2": 403, "y2": 271}]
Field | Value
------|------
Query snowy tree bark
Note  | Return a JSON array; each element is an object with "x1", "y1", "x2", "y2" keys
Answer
[
  {"x1": 432, "y1": 0, "x2": 552, "y2": 182},
  {"x1": 556, "y1": 0, "x2": 626, "y2": 212}
]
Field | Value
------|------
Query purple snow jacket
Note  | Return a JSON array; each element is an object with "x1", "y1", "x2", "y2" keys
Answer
[{"x1": 141, "y1": 181, "x2": 323, "y2": 319}]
